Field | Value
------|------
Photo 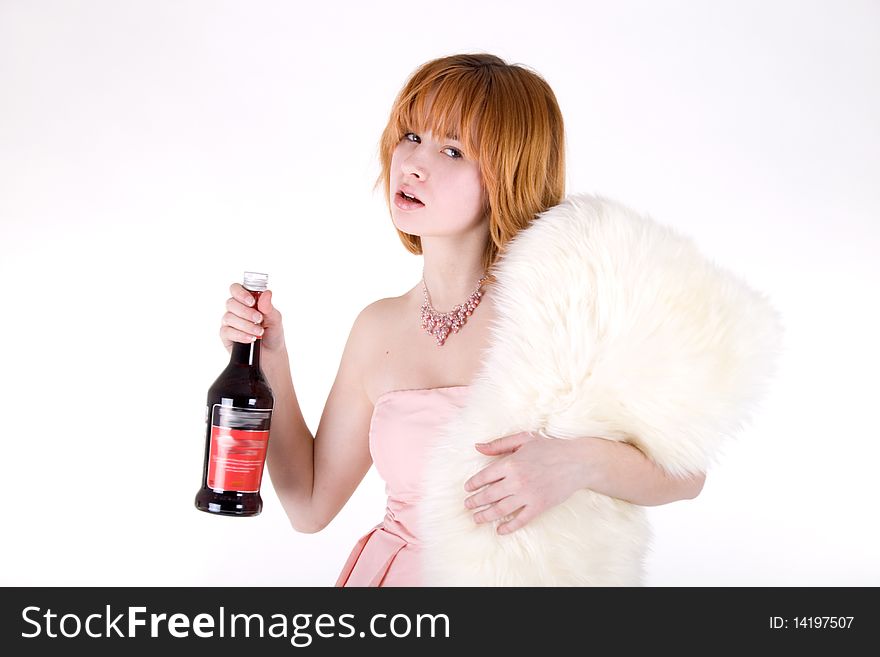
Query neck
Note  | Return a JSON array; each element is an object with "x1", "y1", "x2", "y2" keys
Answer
[{"x1": 420, "y1": 236, "x2": 488, "y2": 311}]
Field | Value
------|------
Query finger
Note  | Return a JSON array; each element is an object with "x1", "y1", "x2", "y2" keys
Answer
[
  {"x1": 474, "y1": 441, "x2": 517, "y2": 456},
  {"x1": 464, "y1": 463, "x2": 505, "y2": 493},
  {"x1": 229, "y1": 282, "x2": 256, "y2": 307},
  {"x1": 257, "y1": 289, "x2": 273, "y2": 314},
  {"x1": 473, "y1": 496, "x2": 524, "y2": 525},
  {"x1": 465, "y1": 479, "x2": 515, "y2": 510},
  {"x1": 226, "y1": 297, "x2": 265, "y2": 324},
  {"x1": 221, "y1": 311, "x2": 264, "y2": 340},
  {"x1": 220, "y1": 324, "x2": 260, "y2": 345},
  {"x1": 497, "y1": 506, "x2": 532, "y2": 535},
  {"x1": 475, "y1": 432, "x2": 534, "y2": 455}
]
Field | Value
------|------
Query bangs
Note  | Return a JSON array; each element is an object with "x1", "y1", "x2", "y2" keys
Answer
[{"x1": 391, "y1": 71, "x2": 489, "y2": 158}]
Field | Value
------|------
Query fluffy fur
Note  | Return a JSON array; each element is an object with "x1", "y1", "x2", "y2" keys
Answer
[{"x1": 420, "y1": 193, "x2": 783, "y2": 586}]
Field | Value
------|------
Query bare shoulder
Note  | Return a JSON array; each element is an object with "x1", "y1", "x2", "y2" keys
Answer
[
  {"x1": 344, "y1": 291, "x2": 418, "y2": 404},
  {"x1": 356, "y1": 295, "x2": 399, "y2": 324},
  {"x1": 349, "y1": 295, "x2": 403, "y2": 348}
]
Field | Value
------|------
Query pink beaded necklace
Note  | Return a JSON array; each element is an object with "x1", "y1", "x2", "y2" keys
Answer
[{"x1": 420, "y1": 272, "x2": 489, "y2": 346}]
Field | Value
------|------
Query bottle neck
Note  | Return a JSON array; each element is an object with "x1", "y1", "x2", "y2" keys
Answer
[{"x1": 230, "y1": 339, "x2": 261, "y2": 369}]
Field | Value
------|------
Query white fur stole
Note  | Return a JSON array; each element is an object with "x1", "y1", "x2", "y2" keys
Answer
[{"x1": 420, "y1": 194, "x2": 783, "y2": 586}]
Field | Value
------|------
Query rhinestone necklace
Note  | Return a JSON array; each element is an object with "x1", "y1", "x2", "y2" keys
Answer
[{"x1": 420, "y1": 272, "x2": 488, "y2": 346}]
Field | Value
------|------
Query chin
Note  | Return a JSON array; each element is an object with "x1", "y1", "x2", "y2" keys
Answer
[
  {"x1": 391, "y1": 218, "x2": 420, "y2": 237},
  {"x1": 392, "y1": 211, "x2": 432, "y2": 234}
]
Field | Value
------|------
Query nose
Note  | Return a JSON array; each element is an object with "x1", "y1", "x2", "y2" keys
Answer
[{"x1": 401, "y1": 150, "x2": 428, "y2": 181}]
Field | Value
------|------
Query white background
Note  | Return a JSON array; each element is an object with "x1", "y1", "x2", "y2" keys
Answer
[{"x1": 1, "y1": 0, "x2": 877, "y2": 586}]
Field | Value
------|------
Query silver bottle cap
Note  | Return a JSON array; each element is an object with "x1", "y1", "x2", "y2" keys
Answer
[{"x1": 243, "y1": 271, "x2": 269, "y2": 292}]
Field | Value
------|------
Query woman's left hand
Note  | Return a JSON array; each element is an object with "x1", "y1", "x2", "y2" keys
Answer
[{"x1": 463, "y1": 431, "x2": 586, "y2": 535}]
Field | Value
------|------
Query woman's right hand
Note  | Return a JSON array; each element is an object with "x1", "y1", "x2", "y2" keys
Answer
[{"x1": 220, "y1": 283, "x2": 286, "y2": 354}]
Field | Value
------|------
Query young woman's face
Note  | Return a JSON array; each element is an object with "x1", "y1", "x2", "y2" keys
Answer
[{"x1": 389, "y1": 130, "x2": 487, "y2": 238}]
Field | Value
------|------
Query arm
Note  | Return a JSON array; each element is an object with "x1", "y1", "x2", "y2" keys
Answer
[
  {"x1": 262, "y1": 303, "x2": 379, "y2": 533},
  {"x1": 566, "y1": 436, "x2": 705, "y2": 506},
  {"x1": 465, "y1": 432, "x2": 706, "y2": 534}
]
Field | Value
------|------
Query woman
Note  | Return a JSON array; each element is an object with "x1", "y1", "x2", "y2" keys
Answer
[{"x1": 219, "y1": 53, "x2": 774, "y2": 586}]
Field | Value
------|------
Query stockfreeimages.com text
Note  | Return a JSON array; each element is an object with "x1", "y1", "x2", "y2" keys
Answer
[{"x1": 21, "y1": 605, "x2": 450, "y2": 646}]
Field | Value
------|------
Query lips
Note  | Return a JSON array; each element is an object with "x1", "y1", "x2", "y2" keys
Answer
[{"x1": 395, "y1": 187, "x2": 425, "y2": 210}]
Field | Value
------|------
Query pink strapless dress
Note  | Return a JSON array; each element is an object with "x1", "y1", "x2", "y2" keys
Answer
[{"x1": 335, "y1": 385, "x2": 471, "y2": 587}]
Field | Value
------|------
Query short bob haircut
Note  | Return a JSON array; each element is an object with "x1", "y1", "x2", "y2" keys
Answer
[{"x1": 376, "y1": 53, "x2": 566, "y2": 280}]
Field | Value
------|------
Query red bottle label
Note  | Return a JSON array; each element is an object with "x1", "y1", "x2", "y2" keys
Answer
[{"x1": 207, "y1": 404, "x2": 272, "y2": 493}]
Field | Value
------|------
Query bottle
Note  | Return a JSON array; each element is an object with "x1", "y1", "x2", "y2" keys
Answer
[{"x1": 195, "y1": 271, "x2": 275, "y2": 517}]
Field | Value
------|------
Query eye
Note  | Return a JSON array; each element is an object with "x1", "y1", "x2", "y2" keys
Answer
[{"x1": 401, "y1": 132, "x2": 463, "y2": 159}]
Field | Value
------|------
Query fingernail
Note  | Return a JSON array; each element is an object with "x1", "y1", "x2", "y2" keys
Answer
[
  {"x1": 253, "y1": 313, "x2": 263, "y2": 323},
  {"x1": 246, "y1": 297, "x2": 254, "y2": 306}
]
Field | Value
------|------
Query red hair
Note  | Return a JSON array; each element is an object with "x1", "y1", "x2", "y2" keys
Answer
[{"x1": 376, "y1": 53, "x2": 566, "y2": 279}]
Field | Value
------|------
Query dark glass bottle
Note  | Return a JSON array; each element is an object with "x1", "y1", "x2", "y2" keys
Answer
[{"x1": 195, "y1": 272, "x2": 275, "y2": 517}]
